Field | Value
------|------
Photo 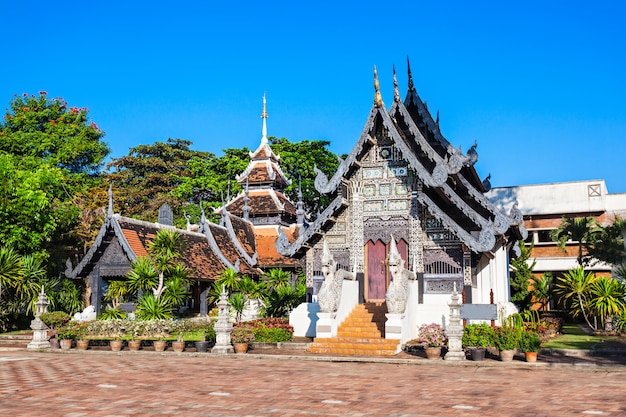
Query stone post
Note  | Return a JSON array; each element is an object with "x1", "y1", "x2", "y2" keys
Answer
[
  {"x1": 211, "y1": 286, "x2": 234, "y2": 354},
  {"x1": 28, "y1": 287, "x2": 51, "y2": 350},
  {"x1": 444, "y1": 283, "x2": 465, "y2": 361}
]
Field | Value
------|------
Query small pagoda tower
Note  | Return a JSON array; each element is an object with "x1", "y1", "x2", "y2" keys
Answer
[{"x1": 222, "y1": 94, "x2": 298, "y2": 226}]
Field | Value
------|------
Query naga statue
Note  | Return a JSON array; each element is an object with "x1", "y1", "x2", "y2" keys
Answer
[
  {"x1": 317, "y1": 239, "x2": 355, "y2": 313},
  {"x1": 385, "y1": 235, "x2": 417, "y2": 314}
]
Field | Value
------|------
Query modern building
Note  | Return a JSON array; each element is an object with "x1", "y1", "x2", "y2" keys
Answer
[{"x1": 487, "y1": 180, "x2": 626, "y2": 278}]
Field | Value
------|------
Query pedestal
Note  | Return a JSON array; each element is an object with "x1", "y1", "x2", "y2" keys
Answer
[
  {"x1": 384, "y1": 313, "x2": 404, "y2": 341},
  {"x1": 315, "y1": 312, "x2": 336, "y2": 339},
  {"x1": 27, "y1": 317, "x2": 51, "y2": 350}
]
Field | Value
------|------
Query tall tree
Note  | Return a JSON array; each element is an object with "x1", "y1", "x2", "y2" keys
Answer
[
  {"x1": 550, "y1": 217, "x2": 601, "y2": 266},
  {"x1": 0, "y1": 93, "x2": 109, "y2": 266},
  {"x1": 509, "y1": 240, "x2": 536, "y2": 311},
  {"x1": 550, "y1": 216, "x2": 625, "y2": 266},
  {"x1": 107, "y1": 138, "x2": 213, "y2": 222},
  {"x1": 269, "y1": 137, "x2": 341, "y2": 215},
  {"x1": 0, "y1": 92, "x2": 109, "y2": 175}
]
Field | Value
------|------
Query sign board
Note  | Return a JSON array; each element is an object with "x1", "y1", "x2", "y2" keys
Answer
[{"x1": 460, "y1": 304, "x2": 498, "y2": 320}]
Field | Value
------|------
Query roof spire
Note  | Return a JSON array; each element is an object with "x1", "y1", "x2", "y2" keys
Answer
[
  {"x1": 242, "y1": 179, "x2": 250, "y2": 221},
  {"x1": 373, "y1": 66, "x2": 383, "y2": 108},
  {"x1": 393, "y1": 65, "x2": 400, "y2": 102},
  {"x1": 407, "y1": 55, "x2": 415, "y2": 92},
  {"x1": 107, "y1": 185, "x2": 113, "y2": 216},
  {"x1": 261, "y1": 92, "x2": 268, "y2": 145},
  {"x1": 296, "y1": 176, "x2": 305, "y2": 224}
]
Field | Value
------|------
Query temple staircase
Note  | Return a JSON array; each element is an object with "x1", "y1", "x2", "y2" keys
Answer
[{"x1": 307, "y1": 303, "x2": 401, "y2": 356}]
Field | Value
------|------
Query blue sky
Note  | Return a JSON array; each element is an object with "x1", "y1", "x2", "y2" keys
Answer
[{"x1": 3, "y1": 1, "x2": 625, "y2": 193}]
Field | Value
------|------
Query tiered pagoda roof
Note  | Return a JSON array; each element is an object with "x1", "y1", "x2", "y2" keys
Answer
[{"x1": 278, "y1": 62, "x2": 526, "y2": 258}]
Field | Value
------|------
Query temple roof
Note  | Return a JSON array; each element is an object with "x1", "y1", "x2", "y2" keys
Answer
[
  {"x1": 278, "y1": 65, "x2": 525, "y2": 257},
  {"x1": 235, "y1": 94, "x2": 291, "y2": 189},
  {"x1": 65, "y1": 210, "x2": 259, "y2": 281}
]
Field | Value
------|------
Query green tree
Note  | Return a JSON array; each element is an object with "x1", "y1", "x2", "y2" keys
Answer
[
  {"x1": 554, "y1": 267, "x2": 597, "y2": 329},
  {"x1": 0, "y1": 92, "x2": 109, "y2": 271},
  {"x1": 127, "y1": 229, "x2": 190, "y2": 318},
  {"x1": 588, "y1": 276, "x2": 626, "y2": 330},
  {"x1": 531, "y1": 273, "x2": 552, "y2": 311},
  {"x1": 108, "y1": 138, "x2": 212, "y2": 222},
  {"x1": 550, "y1": 217, "x2": 601, "y2": 266},
  {"x1": 268, "y1": 137, "x2": 340, "y2": 215},
  {"x1": 0, "y1": 92, "x2": 109, "y2": 175},
  {"x1": 509, "y1": 240, "x2": 536, "y2": 311}
]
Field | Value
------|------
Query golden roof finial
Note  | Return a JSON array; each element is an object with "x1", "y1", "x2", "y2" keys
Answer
[
  {"x1": 261, "y1": 92, "x2": 268, "y2": 119},
  {"x1": 373, "y1": 66, "x2": 383, "y2": 108}
]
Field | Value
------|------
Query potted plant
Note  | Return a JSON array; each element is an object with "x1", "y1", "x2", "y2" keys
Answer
[
  {"x1": 127, "y1": 321, "x2": 142, "y2": 351},
  {"x1": 519, "y1": 330, "x2": 541, "y2": 362},
  {"x1": 417, "y1": 323, "x2": 447, "y2": 359},
  {"x1": 57, "y1": 321, "x2": 81, "y2": 349},
  {"x1": 462, "y1": 323, "x2": 494, "y2": 361},
  {"x1": 40, "y1": 311, "x2": 70, "y2": 349},
  {"x1": 231, "y1": 324, "x2": 255, "y2": 354},
  {"x1": 494, "y1": 326, "x2": 520, "y2": 361},
  {"x1": 172, "y1": 334, "x2": 185, "y2": 352},
  {"x1": 75, "y1": 322, "x2": 90, "y2": 351}
]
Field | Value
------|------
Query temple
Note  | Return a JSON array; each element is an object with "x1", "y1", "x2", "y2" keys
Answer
[
  {"x1": 278, "y1": 61, "x2": 525, "y2": 344},
  {"x1": 66, "y1": 62, "x2": 525, "y2": 353}
]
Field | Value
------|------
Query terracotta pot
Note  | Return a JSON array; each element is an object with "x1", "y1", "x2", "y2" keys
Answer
[
  {"x1": 525, "y1": 351, "x2": 538, "y2": 362},
  {"x1": 128, "y1": 340, "x2": 141, "y2": 351},
  {"x1": 233, "y1": 342, "x2": 248, "y2": 354},
  {"x1": 470, "y1": 348, "x2": 486, "y2": 361},
  {"x1": 110, "y1": 340, "x2": 123, "y2": 352},
  {"x1": 172, "y1": 341, "x2": 185, "y2": 353},
  {"x1": 500, "y1": 349, "x2": 515, "y2": 362},
  {"x1": 424, "y1": 346, "x2": 442, "y2": 359},
  {"x1": 76, "y1": 340, "x2": 89, "y2": 350},
  {"x1": 60, "y1": 339, "x2": 72, "y2": 350},
  {"x1": 49, "y1": 338, "x2": 60, "y2": 349},
  {"x1": 153, "y1": 340, "x2": 167, "y2": 352}
]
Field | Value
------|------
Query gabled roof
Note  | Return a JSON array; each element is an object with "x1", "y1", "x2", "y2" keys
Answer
[
  {"x1": 255, "y1": 225, "x2": 301, "y2": 268},
  {"x1": 224, "y1": 188, "x2": 297, "y2": 221},
  {"x1": 278, "y1": 66, "x2": 525, "y2": 256},
  {"x1": 65, "y1": 211, "x2": 259, "y2": 281}
]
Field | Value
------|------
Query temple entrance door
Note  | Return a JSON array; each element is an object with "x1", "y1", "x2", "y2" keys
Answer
[
  {"x1": 365, "y1": 240, "x2": 387, "y2": 301},
  {"x1": 365, "y1": 239, "x2": 409, "y2": 302}
]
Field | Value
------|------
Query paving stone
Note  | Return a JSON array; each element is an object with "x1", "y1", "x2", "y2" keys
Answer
[{"x1": 0, "y1": 350, "x2": 624, "y2": 416}]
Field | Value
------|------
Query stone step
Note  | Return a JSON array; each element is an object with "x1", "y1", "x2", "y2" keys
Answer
[{"x1": 0, "y1": 333, "x2": 33, "y2": 349}]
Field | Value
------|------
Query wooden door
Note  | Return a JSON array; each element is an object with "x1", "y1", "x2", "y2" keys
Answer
[{"x1": 366, "y1": 240, "x2": 387, "y2": 301}]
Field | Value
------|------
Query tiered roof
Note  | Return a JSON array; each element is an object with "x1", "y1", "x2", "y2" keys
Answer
[
  {"x1": 220, "y1": 94, "x2": 298, "y2": 225},
  {"x1": 278, "y1": 62, "x2": 526, "y2": 257},
  {"x1": 65, "y1": 188, "x2": 259, "y2": 281}
]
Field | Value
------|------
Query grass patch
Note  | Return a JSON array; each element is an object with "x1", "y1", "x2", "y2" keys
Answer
[{"x1": 541, "y1": 323, "x2": 625, "y2": 350}]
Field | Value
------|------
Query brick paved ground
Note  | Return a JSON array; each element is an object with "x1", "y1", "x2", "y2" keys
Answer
[{"x1": 1, "y1": 350, "x2": 625, "y2": 416}]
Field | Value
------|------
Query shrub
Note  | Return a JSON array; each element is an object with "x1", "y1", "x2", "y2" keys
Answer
[
  {"x1": 494, "y1": 326, "x2": 520, "y2": 351},
  {"x1": 242, "y1": 318, "x2": 294, "y2": 342},
  {"x1": 57, "y1": 321, "x2": 89, "y2": 340},
  {"x1": 99, "y1": 307, "x2": 126, "y2": 320},
  {"x1": 231, "y1": 324, "x2": 255, "y2": 344},
  {"x1": 519, "y1": 330, "x2": 541, "y2": 352},
  {"x1": 462, "y1": 323, "x2": 494, "y2": 348},
  {"x1": 417, "y1": 323, "x2": 447, "y2": 347},
  {"x1": 40, "y1": 311, "x2": 70, "y2": 329}
]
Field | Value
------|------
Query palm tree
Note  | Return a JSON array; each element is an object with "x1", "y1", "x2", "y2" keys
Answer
[
  {"x1": 550, "y1": 216, "x2": 601, "y2": 266},
  {"x1": 215, "y1": 268, "x2": 241, "y2": 293},
  {"x1": 531, "y1": 273, "x2": 552, "y2": 311},
  {"x1": 554, "y1": 267, "x2": 597, "y2": 330},
  {"x1": 126, "y1": 229, "x2": 190, "y2": 318},
  {"x1": 588, "y1": 276, "x2": 626, "y2": 330},
  {"x1": 263, "y1": 268, "x2": 291, "y2": 289},
  {"x1": 0, "y1": 247, "x2": 21, "y2": 297}
]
